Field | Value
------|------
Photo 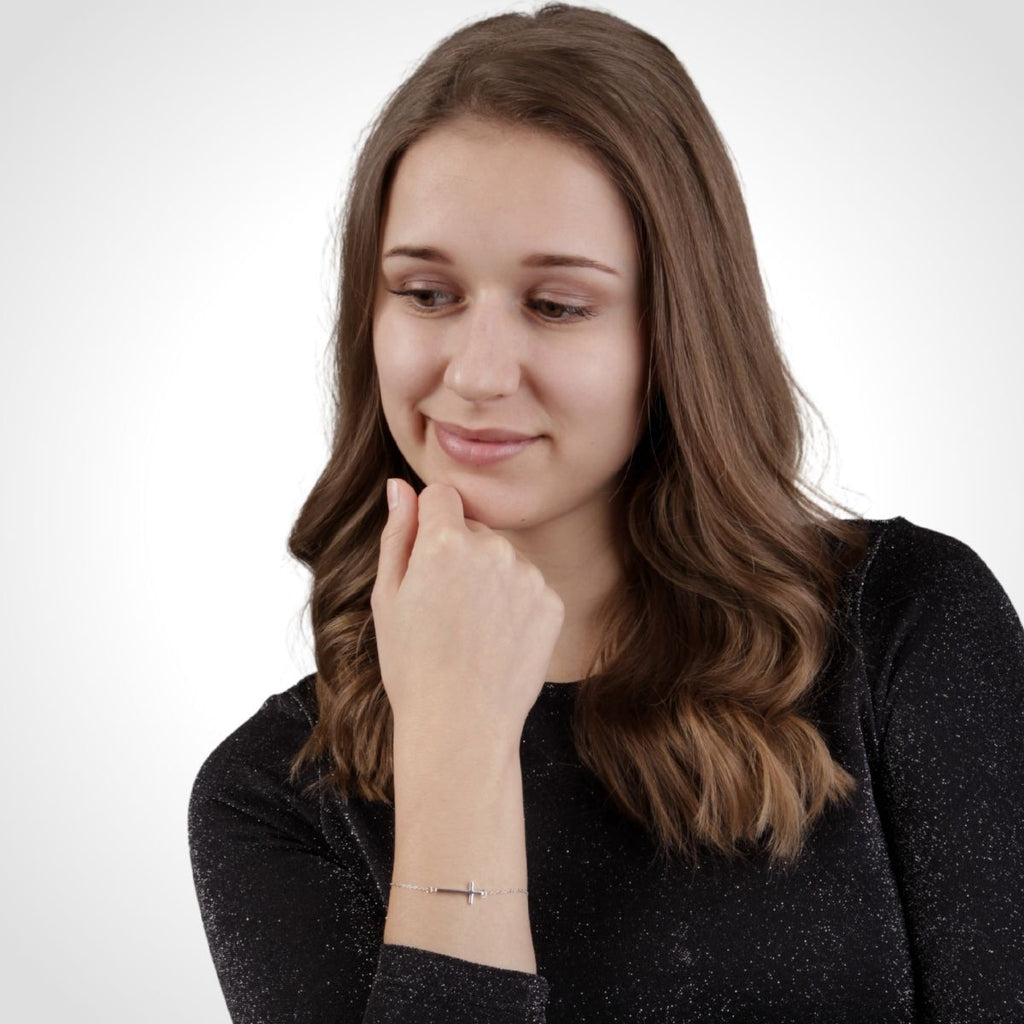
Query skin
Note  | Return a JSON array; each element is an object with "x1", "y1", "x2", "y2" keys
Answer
[{"x1": 372, "y1": 115, "x2": 647, "y2": 683}]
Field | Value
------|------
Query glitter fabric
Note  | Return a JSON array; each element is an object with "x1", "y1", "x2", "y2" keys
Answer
[{"x1": 188, "y1": 516, "x2": 1024, "y2": 1022}]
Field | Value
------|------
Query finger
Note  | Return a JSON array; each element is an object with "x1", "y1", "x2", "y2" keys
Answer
[
  {"x1": 416, "y1": 482, "x2": 467, "y2": 536},
  {"x1": 373, "y1": 477, "x2": 418, "y2": 605}
]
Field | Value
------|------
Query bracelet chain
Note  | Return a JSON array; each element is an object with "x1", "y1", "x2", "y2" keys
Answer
[{"x1": 390, "y1": 878, "x2": 528, "y2": 906}]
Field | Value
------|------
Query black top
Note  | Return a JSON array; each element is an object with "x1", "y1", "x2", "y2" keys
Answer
[{"x1": 188, "y1": 516, "x2": 1024, "y2": 1022}]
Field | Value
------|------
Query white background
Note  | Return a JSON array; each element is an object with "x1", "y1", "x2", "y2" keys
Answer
[{"x1": 1, "y1": 1, "x2": 1020, "y2": 1020}]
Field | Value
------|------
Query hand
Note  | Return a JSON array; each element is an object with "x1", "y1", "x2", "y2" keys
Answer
[{"x1": 371, "y1": 479, "x2": 565, "y2": 756}]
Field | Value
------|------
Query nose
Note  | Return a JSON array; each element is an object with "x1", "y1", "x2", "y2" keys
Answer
[{"x1": 442, "y1": 296, "x2": 522, "y2": 401}]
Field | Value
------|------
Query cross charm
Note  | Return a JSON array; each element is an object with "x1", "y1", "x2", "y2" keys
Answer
[{"x1": 435, "y1": 880, "x2": 486, "y2": 905}]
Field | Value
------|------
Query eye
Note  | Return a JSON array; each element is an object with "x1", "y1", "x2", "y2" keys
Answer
[
  {"x1": 387, "y1": 288, "x2": 460, "y2": 311},
  {"x1": 529, "y1": 298, "x2": 595, "y2": 322}
]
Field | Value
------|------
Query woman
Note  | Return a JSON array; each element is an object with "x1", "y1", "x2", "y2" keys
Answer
[{"x1": 188, "y1": 5, "x2": 1024, "y2": 1022}]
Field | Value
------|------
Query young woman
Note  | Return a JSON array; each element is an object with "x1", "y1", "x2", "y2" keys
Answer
[{"x1": 188, "y1": 5, "x2": 1024, "y2": 1022}]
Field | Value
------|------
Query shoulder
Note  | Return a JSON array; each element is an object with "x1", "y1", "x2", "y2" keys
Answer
[
  {"x1": 853, "y1": 515, "x2": 1008, "y2": 607},
  {"x1": 188, "y1": 673, "x2": 323, "y2": 846},
  {"x1": 190, "y1": 672, "x2": 318, "y2": 793},
  {"x1": 853, "y1": 515, "x2": 1019, "y2": 645},
  {"x1": 848, "y1": 516, "x2": 1023, "y2": 738}
]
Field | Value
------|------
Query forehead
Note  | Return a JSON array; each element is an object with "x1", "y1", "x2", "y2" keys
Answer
[{"x1": 381, "y1": 117, "x2": 638, "y2": 272}]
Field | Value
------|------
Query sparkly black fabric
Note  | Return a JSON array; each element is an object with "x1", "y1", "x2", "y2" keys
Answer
[{"x1": 188, "y1": 516, "x2": 1024, "y2": 1022}]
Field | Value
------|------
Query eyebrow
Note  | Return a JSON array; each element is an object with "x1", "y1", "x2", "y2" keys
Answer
[{"x1": 382, "y1": 245, "x2": 620, "y2": 276}]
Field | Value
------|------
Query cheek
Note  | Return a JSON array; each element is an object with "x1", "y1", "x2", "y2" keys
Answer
[
  {"x1": 554, "y1": 340, "x2": 646, "y2": 427},
  {"x1": 373, "y1": 312, "x2": 440, "y2": 406}
]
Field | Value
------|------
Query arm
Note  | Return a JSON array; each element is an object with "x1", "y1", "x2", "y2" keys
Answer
[
  {"x1": 188, "y1": 690, "x2": 550, "y2": 1024},
  {"x1": 860, "y1": 519, "x2": 1024, "y2": 1021},
  {"x1": 369, "y1": 480, "x2": 563, "y2": 978}
]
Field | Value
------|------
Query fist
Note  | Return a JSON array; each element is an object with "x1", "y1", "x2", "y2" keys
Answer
[{"x1": 371, "y1": 480, "x2": 565, "y2": 754}]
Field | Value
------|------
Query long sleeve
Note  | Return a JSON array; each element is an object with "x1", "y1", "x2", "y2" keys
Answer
[
  {"x1": 859, "y1": 519, "x2": 1024, "y2": 1021},
  {"x1": 187, "y1": 687, "x2": 550, "y2": 1023}
]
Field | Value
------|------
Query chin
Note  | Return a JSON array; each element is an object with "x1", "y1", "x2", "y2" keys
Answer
[
  {"x1": 419, "y1": 466, "x2": 537, "y2": 529},
  {"x1": 464, "y1": 501, "x2": 536, "y2": 531}
]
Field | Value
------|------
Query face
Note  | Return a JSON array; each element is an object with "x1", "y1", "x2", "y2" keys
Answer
[{"x1": 372, "y1": 116, "x2": 646, "y2": 539}]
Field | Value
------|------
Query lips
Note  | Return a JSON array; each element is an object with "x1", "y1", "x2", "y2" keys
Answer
[
  {"x1": 432, "y1": 420, "x2": 539, "y2": 443},
  {"x1": 430, "y1": 419, "x2": 541, "y2": 466}
]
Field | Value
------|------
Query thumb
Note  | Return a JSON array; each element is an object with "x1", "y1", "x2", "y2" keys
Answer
[{"x1": 373, "y1": 477, "x2": 418, "y2": 606}]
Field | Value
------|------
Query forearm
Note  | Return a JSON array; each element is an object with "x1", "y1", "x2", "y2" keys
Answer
[{"x1": 384, "y1": 737, "x2": 537, "y2": 974}]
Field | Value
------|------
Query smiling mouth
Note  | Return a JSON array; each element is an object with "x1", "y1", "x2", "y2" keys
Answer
[{"x1": 431, "y1": 420, "x2": 541, "y2": 466}]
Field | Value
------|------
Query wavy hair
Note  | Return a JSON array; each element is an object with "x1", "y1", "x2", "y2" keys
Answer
[{"x1": 287, "y1": 3, "x2": 871, "y2": 865}]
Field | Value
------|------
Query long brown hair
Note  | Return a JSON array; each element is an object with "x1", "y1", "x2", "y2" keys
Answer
[{"x1": 287, "y1": 3, "x2": 870, "y2": 865}]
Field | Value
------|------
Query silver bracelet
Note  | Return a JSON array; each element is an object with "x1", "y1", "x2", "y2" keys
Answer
[{"x1": 390, "y1": 878, "x2": 528, "y2": 906}]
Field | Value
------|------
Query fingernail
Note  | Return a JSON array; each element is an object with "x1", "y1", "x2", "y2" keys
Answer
[{"x1": 386, "y1": 478, "x2": 399, "y2": 511}]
